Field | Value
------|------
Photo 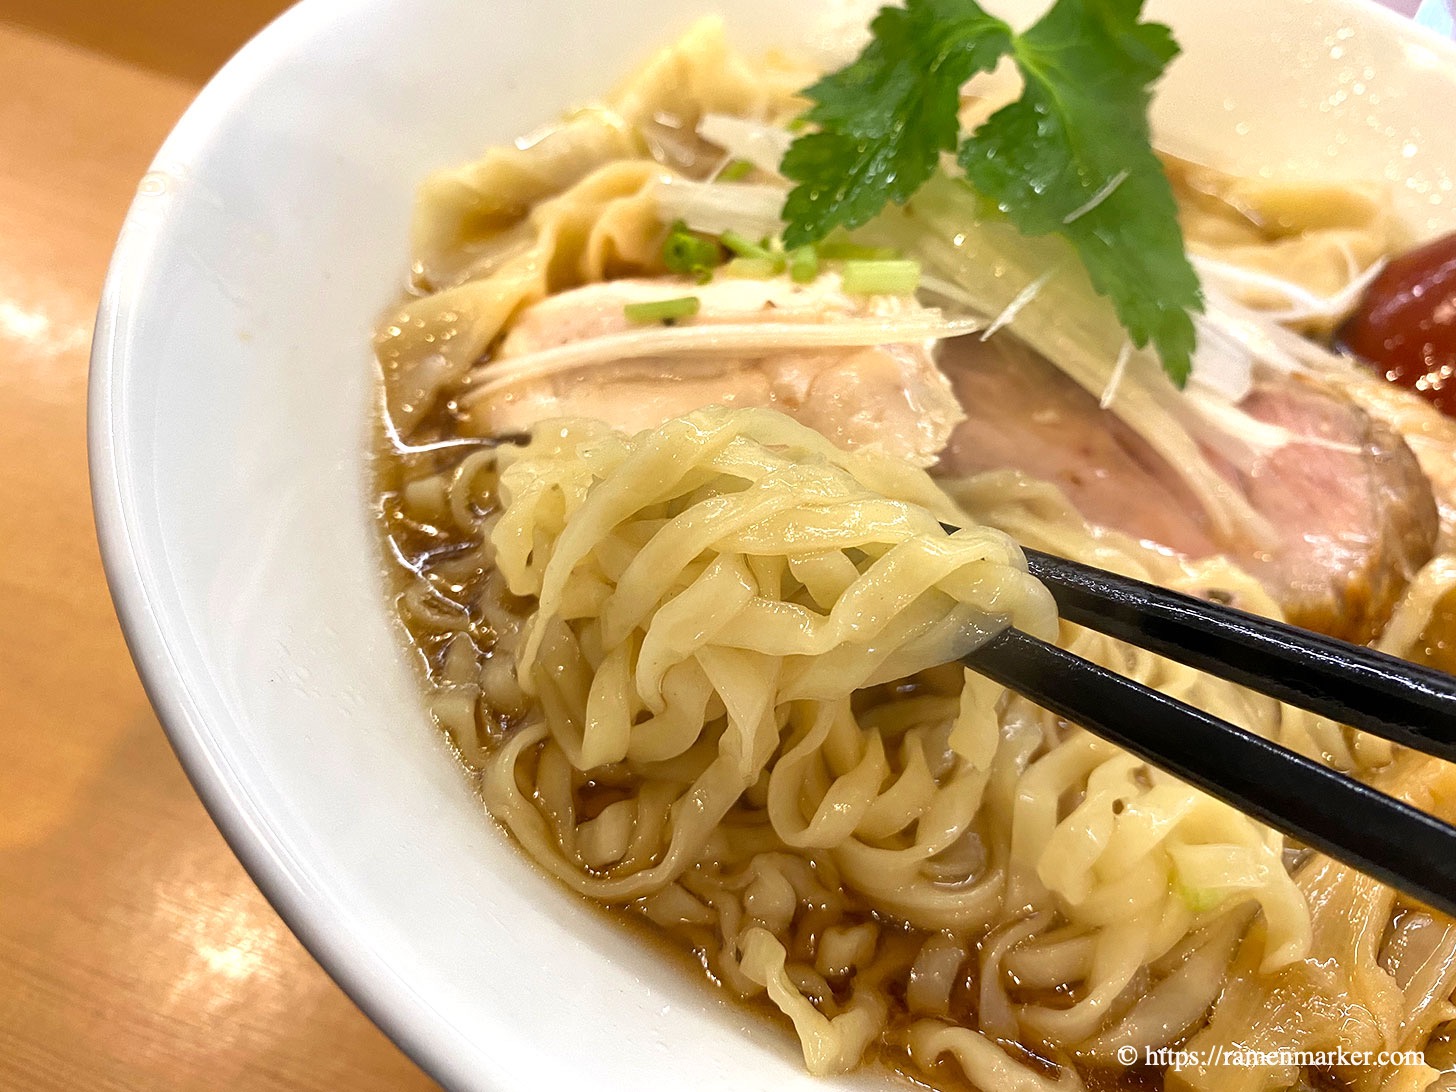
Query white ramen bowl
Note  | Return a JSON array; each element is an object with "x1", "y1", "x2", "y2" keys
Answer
[{"x1": 90, "y1": 1, "x2": 1456, "y2": 1088}]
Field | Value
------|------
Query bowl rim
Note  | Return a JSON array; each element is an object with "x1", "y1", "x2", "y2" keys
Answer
[
  {"x1": 86, "y1": 1, "x2": 480, "y2": 1085},
  {"x1": 86, "y1": 1, "x2": 1456, "y2": 1088}
]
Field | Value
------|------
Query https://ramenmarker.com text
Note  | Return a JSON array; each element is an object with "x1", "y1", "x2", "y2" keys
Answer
[{"x1": 1116, "y1": 1044, "x2": 1427, "y2": 1069}]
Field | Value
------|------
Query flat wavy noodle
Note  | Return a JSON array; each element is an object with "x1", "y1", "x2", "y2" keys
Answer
[
  {"x1": 1167, "y1": 154, "x2": 1396, "y2": 337},
  {"x1": 372, "y1": 20, "x2": 1456, "y2": 1092},
  {"x1": 1172, "y1": 752, "x2": 1456, "y2": 1092},
  {"x1": 382, "y1": 408, "x2": 1357, "y2": 1090},
  {"x1": 376, "y1": 19, "x2": 808, "y2": 434}
]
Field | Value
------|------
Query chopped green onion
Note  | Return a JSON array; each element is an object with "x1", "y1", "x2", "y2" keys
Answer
[
  {"x1": 623, "y1": 296, "x2": 701, "y2": 325},
  {"x1": 788, "y1": 246, "x2": 819, "y2": 284},
  {"x1": 720, "y1": 230, "x2": 777, "y2": 261},
  {"x1": 818, "y1": 241, "x2": 901, "y2": 261},
  {"x1": 723, "y1": 256, "x2": 785, "y2": 279},
  {"x1": 662, "y1": 220, "x2": 725, "y2": 284},
  {"x1": 718, "y1": 158, "x2": 754, "y2": 182},
  {"x1": 1176, "y1": 881, "x2": 1228, "y2": 915},
  {"x1": 840, "y1": 259, "x2": 920, "y2": 296}
]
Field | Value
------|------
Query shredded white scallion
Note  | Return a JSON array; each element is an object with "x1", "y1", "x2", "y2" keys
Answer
[
  {"x1": 1062, "y1": 169, "x2": 1130, "y2": 225},
  {"x1": 1180, "y1": 386, "x2": 1362, "y2": 468},
  {"x1": 696, "y1": 114, "x2": 795, "y2": 177},
  {"x1": 1188, "y1": 313, "x2": 1259, "y2": 403},
  {"x1": 703, "y1": 153, "x2": 736, "y2": 183},
  {"x1": 1197, "y1": 286, "x2": 1319, "y2": 376},
  {"x1": 466, "y1": 314, "x2": 984, "y2": 403},
  {"x1": 653, "y1": 177, "x2": 788, "y2": 238},
  {"x1": 980, "y1": 270, "x2": 1055, "y2": 342},
  {"x1": 916, "y1": 273, "x2": 984, "y2": 312},
  {"x1": 1098, "y1": 341, "x2": 1134, "y2": 409},
  {"x1": 1190, "y1": 252, "x2": 1387, "y2": 327}
]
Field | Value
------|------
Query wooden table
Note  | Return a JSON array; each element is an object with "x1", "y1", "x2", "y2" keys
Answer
[{"x1": 0, "y1": 4, "x2": 437, "y2": 1088}]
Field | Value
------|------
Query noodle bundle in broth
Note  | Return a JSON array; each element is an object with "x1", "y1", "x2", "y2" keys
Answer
[
  {"x1": 374, "y1": 15, "x2": 1456, "y2": 1092},
  {"x1": 478, "y1": 407, "x2": 1319, "y2": 1076}
]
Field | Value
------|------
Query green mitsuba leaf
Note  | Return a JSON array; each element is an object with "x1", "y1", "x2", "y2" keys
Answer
[
  {"x1": 779, "y1": 0, "x2": 1203, "y2": 386},
  {"x1": 959, "y1": 0, "x2": 1200, "y2": 384},
  {"x1": 780, "y1": 0, "x2": 1011, "y2": 249}
]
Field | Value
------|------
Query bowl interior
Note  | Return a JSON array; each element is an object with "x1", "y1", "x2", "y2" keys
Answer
[{"x1": 90, "y1": 1, "x2": 1456, "y2": 1089}]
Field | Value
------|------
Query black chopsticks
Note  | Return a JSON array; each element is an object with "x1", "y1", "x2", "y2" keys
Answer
[
  {"x1": 964, "y1": 628, "x2": 1456, "y2": 919},
  {"x1": 1022, "y1": 548, "x2": 1456, "y2": 761},
  {"x1": 953, "y1": 542, "x2": 1456, "y2": 919}
]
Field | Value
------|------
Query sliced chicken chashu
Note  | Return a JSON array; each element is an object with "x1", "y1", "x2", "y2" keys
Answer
[
  {"x1": 455, "y1": 274, "x2": 967, "y2": 467},
  {"x1": 937, "y1": 334, "x2": 1440, "y2": 641}
]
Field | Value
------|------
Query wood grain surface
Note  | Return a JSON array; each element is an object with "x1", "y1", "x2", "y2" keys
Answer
[{"x1": 0, "y1": 5, "x2": 437, "y2": 1089}]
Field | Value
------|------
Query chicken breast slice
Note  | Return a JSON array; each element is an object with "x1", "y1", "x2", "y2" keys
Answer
[{"x1": 456, "y1": 274, "x2": 966, "y2": 467}]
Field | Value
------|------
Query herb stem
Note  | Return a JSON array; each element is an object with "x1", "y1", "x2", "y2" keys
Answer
[
  {"x1": 623, "y1": 296, "x2": 702, "y2": 324},
  {"x1": 840, "y1": 259, "x2": 921, "y2": 296}
]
